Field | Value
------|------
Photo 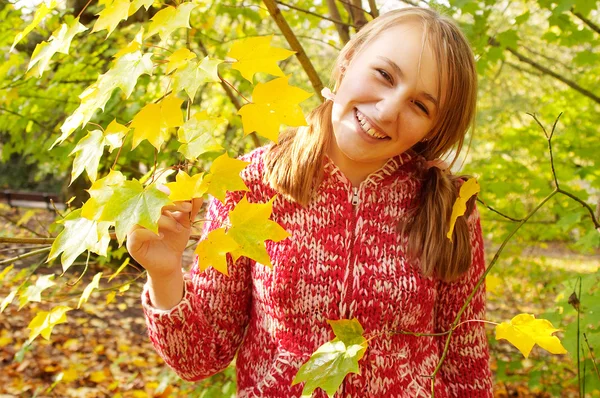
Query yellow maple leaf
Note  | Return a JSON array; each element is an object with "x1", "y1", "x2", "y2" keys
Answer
[
  {"x1": 160, "y1": 93, "x2": 184, "y2": 128},
  {"x1": 113, "y1": 27, "x2": 143, "y2": 59},
  {"x1": 11, "y1": 0, "x2": 58, "y2": 52},
  {"x1": 195, "y1": 228, "x2": 240, "y2": 275},
  {"x1": 227, "y1": 35, "x2": 295, "y2": 82},
  {"x1": 172, "y1": 56, "x2": 222, "y2": 101},
  {"x1": 177, "y1": 111, "x2": 225, "y2": 161},
  {"x1": 203, "y1": 153, "x2": 250, "y2": 202},
  {"x1": 145, "y1": 3, "x2": 197, "y2": 42},
  {"x1": 130, "y1": 94, "x2": 183, "y2": 149},
  {"x1": 228, "y1": 195, "x2": 290, "y2": 267},
  {"x1": 446, "y1": 177, "x2": 480, "y2": 242},
  {"x1": 92, "y1": 0, "x2": 131, "y2": 39},
  {"x1": 28, "y1": 305, "x2": 72, "y2": 343},
  {"x1": 164, "y1": 170, "x2": 207, "y2": 202},
  {"x1": 237, "y1": 76, "x2": 311, "y2": 142},
  {"x1": 78, "y1": 272, "x2": 103, "y2": 309},
  {"x1": 486, "y1": 274, "x2": 502, "y2": 295},
  {"x1": 495, "y1": 313, "x2": 568, "y2": 358},
  {"x1": 81, "y1": 170, "x2": 126, "y2": 220},
  {"x1": 166, "y1": 48, "x2": 197, "y2": 74}
]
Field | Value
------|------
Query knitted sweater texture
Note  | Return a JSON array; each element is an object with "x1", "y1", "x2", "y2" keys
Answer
[{"x1": 141, "y1": 146, "x2": 493, "y2": 397}]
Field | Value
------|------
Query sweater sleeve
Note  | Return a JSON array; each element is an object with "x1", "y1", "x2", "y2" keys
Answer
[
  {"x1": 434, "y1": 206, "x2": 493, "y2": 396},
  {"x1": 141, "y1": 192, "x2": 253, "y2": 382}
]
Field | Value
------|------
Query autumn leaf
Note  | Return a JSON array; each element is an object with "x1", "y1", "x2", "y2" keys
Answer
[
  {"x1": 27, "y1": 18, "x2": 88, "y2": 78},
  {"x1": 78, "y1": 272, "x2": 103, "y2": 309},
  {"x1": 495, "y1": 313, "x2": 568, "y2": 358},
  {"x1": 195, "y1": 228, "x2": 239, "y2": 275},
  {"x1": 113, "y1": 27, "x2": 143, "y2": 59},
  {"x1": 81, "y1": 170, "x2": 126, "y2": 220},
  {"x1": 447, "y1": 177, "x2": 480, "y2": 241},
  {"x1": 18, "y1": 274, "x2": 56, "y2": 309},
  {"x1": 98, "y1": 180, "x2": 171, "y2": 245},
  {"x1": 1, "y1": 290, "x2": 17, "y2": 313},
  {"x1": 91, "y1": 0, "x2": 131, "y2": 39},
  {"x1": 0, "y1": 264, "x2": 14, "y2": 282},
  {"x1": 237, "y1": 76, "x2": 311, "y2": 142},
  {"x1": 69, "y1": 122, "x2": 126, "y2": 183},
  {"x1": 164, "y1": 171, "x2": 207, "y2": 202},
  {"x1": 172, "y1": 56, "x2": 222, "y2": 101},
  {"x1": 28, "y1": 305, "x2": 72, "y2": 343},
  {"x1": 108, "y1": 258, "x2": 130, "y2": 282},
  {"x1": 166, "y1": 48, "x2": 197, "y2": 74},
  {"x1": 177, "y1": 111, "x2": 225, "y2": 160},
  {"x1": 228, "y1": 195, "x2": 290, "y2": 267},
  {"x1": 227, "y1": 35, "x2": 295, "y2": 82},
  {"x1": 203, "y1": 152, "x2": 250, "y2": 202},
  {"x1": 292, "y1": 319, "x2": 367, "y2": 398},
  {"x1": 56, "y1": 50, "x2": 152, "y2": 145},
  {"x1": 11, "y1": 0, "x2": 58, "y2": 52},
  {"x1": 48, "y1": 209, "x2": 112, "y2": 273},
  {"x1": 130, "y1": 93, "x2": 184, "y2": 150},
  {"x1": 128, "y1": 0, "x2": 153, "y2": 16},
  {"x1": 145, "y1": 3, "x2": 197, "y2": 42}
]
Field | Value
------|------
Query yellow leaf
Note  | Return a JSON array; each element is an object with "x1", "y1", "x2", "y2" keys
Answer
[
  {"x1": 160, "y1": 93, "x2": 184, "y2": 128},
  {"x1": 237, "y1": 76, "x2": 311, "y2": 142},
  {"x1": 106, "y1": 291, "x2": 117, "y2": 305},
  {"x1": 195, "y1": 228, "x2": 239, "y2": 275},
  {"x1": 18, "y1": 274, "x2": 56, "y2": 309},
  {"x1": 108, "y1": 257, "x2": 130, "y2": 282},
  {"x1": 78, "y1": 272, "x2": 103, "y2": 309},
  {"x1": 446, "y1": 177, "x2": 480, "y2": 242},
  {"x1": 176, "y1": 111, "x2": 225, "y2": 161},
  {"x1": 165, "y1": 170, "x2": 207, "y2": 202},
  {"x1": 227, "y1": 35, "x2": 295, "y2": 82},
  {"x1": 172, "y1": 56, "x2": 222, "y2": 101},
  {"x1": 145, "y1": 3, "x2": 197, "y2": 42},
  {"x1": 486, "y1": 274, "x2": 502, "y2": 295},
  {"x1": 28, "y1": 306, "x2": 72, "y2": 343},
  {"x1": 118, "y1": 283, "x2": 130, "y2": 293},
  {"x1": 128, "y1": 0, "x2": 153, "y2": 15},
  {"x1": 11, "y1": 0, "x2": 59, "y2": 52},
  {"x1": 131, "y1": 94, "x2": 183, "y2": 150},
  {"x1": 203, "y1": 153, "x2": 250, "y2": 202},
  {"x1": 0, "y1": 264, "x2": 14, "y2": 282},
  {"x1": 166, "y1": 48, "x2": 196, "y2": 74},
  {"x1": 113, "y1": 28, "x2": 143, "y2": 59},
  {"x1": 92, "y1": 0, "x2": 131, "y2": 39},
  {"x1": 104, "y1": 119, "x2": 129, "y2": 152},
  {"x1": 62, "y1": 366, "x2": 78, "y2": 382},
  {"x1": 81, "y1": 170, "x2": 126, "y2": 220},
  {"x1": 495, "y1": 313, "x2": 568, "y2": 358},
  {"x1": 228, "y1": 195, "x2": 290, "y2": 267},
  {"x1": 1, "y1": 289, "x2": 17, "y2": 313},
  {"x1": 89, "y1": 370, "x2": 108, "y2": 383}
]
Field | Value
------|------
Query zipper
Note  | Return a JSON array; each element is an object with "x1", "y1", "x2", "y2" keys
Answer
[{"x1": 351, "y1": 186, "x2": 359, "y2": 206}]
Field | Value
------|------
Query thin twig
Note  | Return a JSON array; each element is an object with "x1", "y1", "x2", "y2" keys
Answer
[
  {"x1": 476, "y1": 197, "x2": 525, "y2": 222},
  {"x1": 0, "y1": 246, "x2": 51, "y2": 266},
  {"x1": 583, "y1": 333, "x2": 600, "y2": 381},
  {"x1": 275, "y1": 0, "x2": 357, "y2": 28}
]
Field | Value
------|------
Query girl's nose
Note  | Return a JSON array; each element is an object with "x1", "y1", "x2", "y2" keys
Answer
[{"x1": 375, "y1": 89, "x2": 409, "y2": 124}]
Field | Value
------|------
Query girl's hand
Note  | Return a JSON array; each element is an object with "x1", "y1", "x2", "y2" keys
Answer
[{"x1": 126, "y1": 189, "x2": 203, "y2": 279}]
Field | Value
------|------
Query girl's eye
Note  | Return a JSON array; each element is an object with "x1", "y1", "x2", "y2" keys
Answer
[
  {"x1": 376, "y1": 69, "x2": 392, "y2": 83},
  {"x1": 413, "y1": 101, "x2": 429, "y2": 116}
]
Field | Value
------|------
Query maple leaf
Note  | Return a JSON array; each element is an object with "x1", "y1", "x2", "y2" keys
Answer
[
  {"x1": 78, "y1": 272, "x2": 102, "y2": 309},
  {"x1": 447, "y1": 177, "x2": 480, "y2": 241},
  {"x1": 91, "y1": 0, "x2": 131, "y2": 39},
  {"x1": 1, "y1": 290, "x2": 17, "y2": 313},
  {"x1": 69, "y1": 124, "x2": 126, "y2": 184},
  {"x1": 11, "y1": 0, "x2": 58, "y2": 52},
  {"x1": 177, "y1": 111, "x2": 225, "y2": 160},
  {"x1": 18, "y1": 274, "x2": 56, "y2": 309},
  {"x1": 27, "y1": 18, "x2": 88, "y2": 78},
  {"x1": 130, "y1": 93, "x2": 184, "y2": 149},
  {"x1": 27, "y1": 305, "x2": 72, "y2": 343},
  {"x1": 237, "y1": 76, "x2": 311, "y2": 142},
  {"x1": 164, "y1": 171, "x2": 207, "y2": 202},
  {"x1": 495, "y1": 314, "x2": 568, "y2": 358},
  {"x1": 81, "y1": 170, "x2": 126, "y2": 220},
  {"x1": 128, "y1": 0, "x2": 153, "y2": 16},
  {"x1": 292, "y1": 319, "x2": 367, "y2": 398},
  {"x1": 56, "y1": 50, "x2": 153, "y2": 146},
  {"x1": 145, "y1": 3, "x2": 197, "y2": 42},
  {"x1": 195, "y1": 228, "x2": 239, "y2": 275},
  {"x1": 113, "y1": 27, "x2": 143, "y2": 59},
  {"x1": 98, "y1": 180, "x2": 171, "y2": 245},
  {"x1": 227, "y1": 35, "x2": 295, "y2": 82},
  {"x1": 228, "y1": 195, "x2": 290, "y2": 267},
  {"x1": 203, "y1": 152, "x2": 250, "y2": 202},
  {"x1": 166, "y1": 48, "x2": 197, "y2": 74},
  {"x1": 48, "y1": 209, "x2": 112, "y2": 272},
  {"x1": 172, "y1": 56, "x2": 222, "y2": 101}
]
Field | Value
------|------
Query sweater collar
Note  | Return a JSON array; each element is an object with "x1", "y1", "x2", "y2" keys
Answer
[{"x1": 323, "y1": 150, "x2": 417, "y2": 189}]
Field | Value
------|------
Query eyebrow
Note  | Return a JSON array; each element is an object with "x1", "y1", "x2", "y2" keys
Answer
[{"x1": 378, "y1": 56, "x2": 439, "y2": 108}]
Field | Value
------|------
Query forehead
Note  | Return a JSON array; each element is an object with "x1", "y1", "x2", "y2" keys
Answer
[{"x1": 357, "y1": 21, "x2": 441, "y2": 96}]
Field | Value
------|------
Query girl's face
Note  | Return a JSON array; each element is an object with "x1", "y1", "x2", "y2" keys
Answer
[{"x1": 329, "y1": 21, "x2": 442, "y2": 174}]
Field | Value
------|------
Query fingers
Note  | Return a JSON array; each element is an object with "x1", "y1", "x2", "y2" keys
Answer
[
  {"x1": 163, "y1": 201, "x2": 192, "y2": 212},
  {"x1": 126, "y1": 227, "x2": 161, "y2": 258},
  {"x1": 190, "y1": 197, "x2": 204, "y2": 220},
  {"x1": 158, "y1": 213, "x2": 184, "y2": 233}
]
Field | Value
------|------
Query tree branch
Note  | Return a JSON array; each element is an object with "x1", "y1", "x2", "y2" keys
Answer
[
  {"x1": 263, "y1": 0, "x2": 326, "y2": 101},
  {"x1": 327, "y1": 0, "x2": 350, "y2": 44},
  {"x1": 571, "y1": 10, "x2": 600, "y2": 35},
  {"x1": 275, "y1": 0, "x2": 357, "y2": 29}
]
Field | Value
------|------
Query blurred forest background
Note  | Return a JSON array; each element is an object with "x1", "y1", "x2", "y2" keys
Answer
[{"x1": 0, "y1": 0, "x2": 599, "y2": 396}]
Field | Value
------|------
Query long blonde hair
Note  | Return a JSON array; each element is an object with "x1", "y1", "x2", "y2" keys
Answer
[{"x1": 264, "y1": 7, "x2": 478, "y2": 282}]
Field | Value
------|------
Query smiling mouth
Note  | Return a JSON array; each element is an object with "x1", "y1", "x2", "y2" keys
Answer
[{"x1": 354, "y1": 108, "x2": 390, "y2": 140}]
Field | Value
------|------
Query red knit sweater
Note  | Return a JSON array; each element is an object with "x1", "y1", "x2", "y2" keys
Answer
[{"x1": 141, "y1": 146, "x2": 493, "y2": 397}]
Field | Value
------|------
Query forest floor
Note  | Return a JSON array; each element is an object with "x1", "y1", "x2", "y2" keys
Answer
[{"x1": 0, "y1": 205, "x2": 598, "y2": 397}]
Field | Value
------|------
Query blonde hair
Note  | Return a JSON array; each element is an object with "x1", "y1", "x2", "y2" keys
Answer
[{"x1": 264, "y1": 7, "x2": 478, "y2": 282}]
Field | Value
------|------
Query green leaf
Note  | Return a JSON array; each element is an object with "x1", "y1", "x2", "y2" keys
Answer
[
  {"x1": 172, "y1": 56, "x2": 222, "y2": 101},
  {"x1": 292, "y1": 319, "x2": 367, "y2": 397},
  {"x1": 48, "y1": 209, "x2": 112, "y2": 272},
  {"x1": 496, "y1": 29, "x2": 519, "y2": 48},
  {"x1": 145, "y1": 3, "x2": 198, "y2": 42},
  {"x1": 69, "y1": 129, "x2": 106, "y2": 183},
  {"x1": 177, "y1": 111, "x2": 225, "y2": 161},
  {"x1": 18, "y1": 274, "x2": 56, "y2": 309},
  {"x1": 98, "y1": 180, "x2": 171, "y2": 245},
  {"x1": 78, "y1": 272, "x2": 102, "y2": 309}
]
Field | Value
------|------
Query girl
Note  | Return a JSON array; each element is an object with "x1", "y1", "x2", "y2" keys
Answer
[{"x1": 127, "y1": 7, "x2": 493, "y2": 397}]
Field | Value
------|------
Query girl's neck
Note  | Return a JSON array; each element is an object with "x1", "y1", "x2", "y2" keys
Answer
[{"x1": 326, "y1": 146, "x2": 387, "y2": 188}]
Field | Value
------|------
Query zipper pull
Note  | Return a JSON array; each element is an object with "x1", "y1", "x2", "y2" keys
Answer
[{"x1": 351, "y1": 187, "x2": 359, "y2": 206}]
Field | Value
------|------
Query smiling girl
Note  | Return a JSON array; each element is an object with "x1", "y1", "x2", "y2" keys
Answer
[{"x1": 128, "y1": 6, "x2": 493, "y2": 397}]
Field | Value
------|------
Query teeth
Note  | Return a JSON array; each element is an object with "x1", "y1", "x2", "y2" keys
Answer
[{"x1": 355, "y1": 109, "x2": 387, "y2": 139}]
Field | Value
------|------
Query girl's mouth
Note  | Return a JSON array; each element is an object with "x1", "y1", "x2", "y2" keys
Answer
[{"x1": 354, "y1": 108, "x2": 390, "y2": 140}]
